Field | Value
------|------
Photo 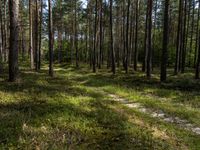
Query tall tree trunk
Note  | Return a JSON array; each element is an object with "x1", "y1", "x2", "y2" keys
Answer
[
  {"x1": 142, "y1": 4, "x2": 149, "y2": 72},
  {"x1": 0, "y1": 1, "x2": 3, "y2": 62},
  {"x1": 93, "y1": 0, "x2": 97, "y2": 73},
  {"x1": 181, "y1": 0, "x2": 187, "y2": 73},
  {"x1": 146, "y1": 0, "x2": 153, "y2": 78},
  {"x1": 175, "y1": 0, "x2": 183, "y2": 74},
  {"x1": 122, "y1": 0, "x2": 126, "y2": 70},
  {"x1": 189, "y1": 0, "x2": 195, "y2": 66},
  {"x1": 48, "y1": 0, "x2": 54, "y2": 77},
  {"x1": 3, "y1": 0, "x2": 7, "y2": 62},
  {"x1": 161, "y1": 0, "x2": 169, "y2": 82},
  {"x1": 110, "y1": 0, "x2": 115, "y2": 74},
  {"x1": 29, "y1": 0, "x2": 34, "y2": 69},
  {"x1": 134, "y1": 0, "x2": 139, "y2": 71},
  {"x1": 38, "y1": 0, "x2": 43, "y2": 69},
  {"x1": 196, "y1": 0, "x2": 200, "y2": 79},
  {"x1": 99, "y1": 0, "x2": 103, "y2": 69},
  {"x1": 152, "y1": 0, "x2": 158, "y2": 70},
  {"x1": 194, "y1": 1, "x2": 200, "y2": 68},
  {"x1": 125, "y1": 0, "x2": 130, "y2": 73},
  {"x1": 75, "y1": 0, "x2": 79, "y2": 68},
  {"x1": 9, "y1": 0, "x2": 19, "y2": 82},
  {"x1": 35, "y1": 0, "x2": 39, "y2": 71},
  {"x1": 58, "y1": 0, "x2": 62, "y2": 63}
]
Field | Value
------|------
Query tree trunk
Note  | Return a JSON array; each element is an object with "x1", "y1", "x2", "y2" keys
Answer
[
  {"x1": 181, "y1": 0, "x2": 187, "y2": 73},
  {"x1": 93, "y1": 0, "x2": 97, "y2": 73},
  {"x1": 58, "y1": 0, "x2": 62, "y2": 64},
  {"x1": 75, "y1": 0, "x2": 79, "y2": 68},
  {"x1": 29, "y1": 0, "x2": 34, "y2": 69},
  {"x1": 161, "y1": 0, "x2": 169, "y2": 82},
  {"x1": 189, "y1": 0, "x2": 195, "y2": 67},
  {"x1": 125, "y1": 0, "x2": 130, "y2": 73},
  {"x1": 48, "y1": 0, "x2": 54, "y2": 77},
  {"x1": 9, "y1": 0, "x2": 19, "y2": 82},
  {"x1": 142, "y1": 4, "x2": 149, "y2": 72},
  {"x1": 146, "y1": 0, "x2": 153, "y2": 78},
  {"x1": 3, "y1": 0, "x2": 8, "y2": 62},
  {"x1": 0, "y1": 1, "x2": 3, "y2": 61},
  {"x1": 194, "y1": 1, "x2": 200, "y2": 68},
  {"x1": 38, "y1": 0, "x2": 43, "y2": 69},
  {"x1": 175, "y1": 0, "x2": 183, "y2": 74},
  {"x1": 35, "y1": 0, "x2": 39, "y2": 71},
  {"x1": 110, "y1": 0, "x2": 115, "y2": 74},
  {"x1": 99, "y1": 0, "x2": 103, "y2": 69},
  {"x1": 134, "y1": 0, "x2": 139, "y2": 71}
]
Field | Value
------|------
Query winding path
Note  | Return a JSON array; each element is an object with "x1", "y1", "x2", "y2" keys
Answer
[{"x1": 108, "y1": 93, "x2": 200, "y2": 136}]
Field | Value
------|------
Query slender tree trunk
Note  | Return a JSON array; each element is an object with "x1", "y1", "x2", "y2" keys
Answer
[
  {"x1": 129, "y1": 3, "x2": 134, "y2": 66},
  {"x1": 110, "y1": 0, "x2": 115, "y2": 74},
  {"x1": 175, "y1": 0, "x2": 183, "y2": 74},
  {"x1": 125, "y1": 0, "x2": 130, "y2": 73},
  {"x1": 122, "y1": 0, "x2": 126, "y2": 70},
  {"x1": 196, "y1": 31, "x2": 200, "y2": 79},
  {"x1": 29, "y1": 0, "x2": 34, "y2": 69},
  {"x1": 181, "y1": 0, "x2": 187, "y2": 73},
  {"x1": 75, "y1": 0, "x2": 79, "y2": 68},
  {"x1": 38, "y1": 0, "x2": 43, "y2": 69},
  {"x1": 142, "y1": 4, "x2": 149, "y2": 72},
  {"x1": 3, "y1": 0, "x2": 7, "y2": 62},
  {"x1": 189, "y1": 0, "x2": 195, "y2": 67},
  {"x1": 134, "y1": 0, "x2": 139, "y2": 71},
  {"x1": 58, "y1": 0, "x2": 62, "y2": 63},
  {"x1": 152, "y1": 0, "x2": 158, "y2": 70},
  {"x1": 48, "y1": 0, "x2": 54, "y2": 77},
  {"x1": 35, "y1": 0, "x2": 39, "y2": 71},
  {"x1": 161, "y1": 0, "x2": 169, "y2": 82},
  {"x1": 194, "y1": 1, "x2": 200, "y2": 68},
  {"x1": 0, "y1": 1, "x2": 3, "y2": 61},
  {"x1": 99, "y1": 0, "x2": 103, "y2": 69},
  {"x1": 9, "y1": 0, "x2": 19, "y2": 82},
  {"x1": 146, "y1": 0, "x2": 153, "y2": 78},
  {"x1": 93, "y1": 0, "x2": 97, "y2": 73}
]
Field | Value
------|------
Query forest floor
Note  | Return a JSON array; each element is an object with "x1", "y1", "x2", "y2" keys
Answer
[{"x1": 0, "y1": 64, "x2": 200, "y2": 149}]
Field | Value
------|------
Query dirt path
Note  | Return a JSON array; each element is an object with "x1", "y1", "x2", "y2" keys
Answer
[{"x1": 108, "y1": 93, "x2": 200, "y2": 136}]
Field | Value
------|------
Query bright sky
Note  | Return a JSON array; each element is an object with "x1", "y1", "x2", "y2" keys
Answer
[
  {"x1": 44, "y1": 0, "x2": 88, "y2": 9},
  {"x1": 81, "y1": 0, "x2": 87, "y2": 8}
]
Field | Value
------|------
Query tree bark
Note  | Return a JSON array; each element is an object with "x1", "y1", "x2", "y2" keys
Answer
[
  {"x1": 38, "y1": 0, "x2": 43, "y2": 69},
  {"x1": 125, "y1": 0, "x2": 130, "y2": 73},
  {"x1": 194, "y1": 1, "x2": 200, "y2": 68},
  {"x1": 48, "y1": 0, "x2": 54, "y2": 77},
  {"x1": 175, "y1": 0, "x2": 183, "y2": 74},
  {"x1": 110, "y1": 0, "x2": 115, "y2": 74},
  {"x1": 161, "y1": 0, "x2": 169, "y2": 82},
  {"x1": 93, "y1": 0, "x2": 97, "y2": 73},
  {"x1": 146, "y1": 0, "x2": 153, "y2": 78},
  {"x1": 29, "y1": 0, "x2": 34, "y2": 69},
  {"x1": 35, "y1": 0, "x2": 39, "y2": 71},
  {"x1": 134, "y1": 0, "x2": 139, "y2": 71},
  {"x1": 9, "y1": 0, "x2": 19, "y2": 82}
]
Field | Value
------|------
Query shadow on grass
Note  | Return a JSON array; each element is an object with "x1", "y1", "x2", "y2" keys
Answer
[
  {"x1": 65, "y1": 68, "x2": 200, "y2": 108},
  {"x1": 78, "y1": 72, "x2": 200, "y2": 92},
  {"x1": 0, "y1": 69, "x2": 161, "y2": 149}
]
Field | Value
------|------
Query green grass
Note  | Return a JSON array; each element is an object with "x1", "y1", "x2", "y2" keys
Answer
[{"x1": 0, "y1": 64, "x2": 200, "y2": 149}]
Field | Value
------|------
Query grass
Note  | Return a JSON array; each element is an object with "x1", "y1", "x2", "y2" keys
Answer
[{"x1": 0, "y1": 63, "x2": 200, "y2": 149}]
